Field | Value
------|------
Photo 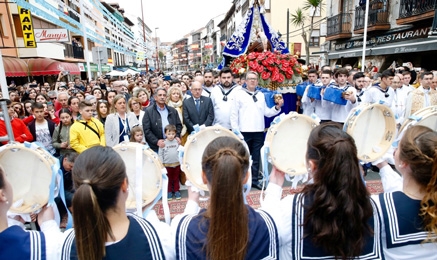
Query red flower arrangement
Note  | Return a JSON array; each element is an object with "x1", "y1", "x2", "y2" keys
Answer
[{"x1": 230, "y1": 51, "x2": 302, "y2": 86}]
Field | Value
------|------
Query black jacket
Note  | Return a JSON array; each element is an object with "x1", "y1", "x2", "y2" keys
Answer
[
  {"x1": 142, "y1": 103, "x2": 182, "y2": 152},
  {"x1": 183, "y1": 96, "x2": 214, "y2": 134},
  {"x1": 28, "y1": 118, "x2": 56, "y2": 142}
]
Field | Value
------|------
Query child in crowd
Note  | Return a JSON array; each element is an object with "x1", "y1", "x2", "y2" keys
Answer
[
  {"x1": 28, "y1": 102, "x2": 56, "y2": 155},
  {"x1": 52, "y1": 108, "x2": 74, "y2": 156},
  {"x1": 158, "y1": 124, "x2": 181, "y2": 200},
  {"x1": 129, "y1": 126, "x2": 146, "y2": 144}
]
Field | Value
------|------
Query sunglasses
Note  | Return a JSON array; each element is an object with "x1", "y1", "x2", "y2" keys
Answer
[{"x1": 98, "y1": 99, "x2": 108, "y2": 103}]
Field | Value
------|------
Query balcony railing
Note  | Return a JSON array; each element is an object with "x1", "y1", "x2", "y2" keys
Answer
[
  {"x1": 399, "y1": 0, "x2": 436, "y2": 19},
  {"x1": 64, "y1": 43, "x2": 84, "y2": 59},
  {"x1": 327, "y1": 13, "x2": 352, "y2": 36},
  {"x1": 68, "y1": 10, "x2": 80, "y2": 23},
  {"x1": 354, "y1": 0, "x2": 389, "y2": 31}
]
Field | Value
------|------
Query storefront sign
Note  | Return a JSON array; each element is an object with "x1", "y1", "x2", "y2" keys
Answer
[
  {"x1": 34, "y1": 29, "x2": 69, "y2": 42},
  {"x1": 17, "y1": 1, "x2": 37, "y2": 48},
  {"x1": 333, "y1": 27, "x2": 430, "y2": 51}
]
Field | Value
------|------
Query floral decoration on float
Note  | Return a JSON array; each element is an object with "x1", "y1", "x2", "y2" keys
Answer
[{"x1": 230, "y1": 51, "x2": 303, "y2": 91}]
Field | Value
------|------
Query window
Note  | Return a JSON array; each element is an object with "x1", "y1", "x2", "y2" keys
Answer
[
  {"x1": 342, "y1": 0, "x2": 353, "y2": 12},
  {"x1": 13, "y1": 14, "x2": 22, "y2": 37},
  {"x1": 309, "y1": 30, "x2": 320, "y2": 47}
]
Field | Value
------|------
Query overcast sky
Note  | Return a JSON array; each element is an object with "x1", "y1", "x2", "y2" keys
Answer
[{"x1": 120, "y1": 0, "x2": 233, "y2": 42}]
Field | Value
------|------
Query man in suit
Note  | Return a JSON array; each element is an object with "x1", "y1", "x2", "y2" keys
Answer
[{"x1": 183, "y1": 81, "x2": 214, "y2": 134}]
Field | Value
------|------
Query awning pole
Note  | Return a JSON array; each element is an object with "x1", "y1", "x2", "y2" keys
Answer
[
  {"x1": 0, "y1": 50, "x2": 9, "y2": 98},
  {"x1": 361, "y1": 0, "x2": 370, "y2": 72}
]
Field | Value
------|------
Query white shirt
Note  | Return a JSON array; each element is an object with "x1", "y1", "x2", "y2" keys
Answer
[
  {"x1": 404, "y1": 86, "x2": 433, "y2": 119},
  {"x1": 321, "y1": 84, "x2": 357, "y2": 123},
  {"x1": 201, "y1": 85, "x2": 215, "y2": 97},
  {"x1": 301, "y1": 86, "x2": 316, "y2": 116},
  {"x1": 210, "y1": 84, "x2": 241, "y2": 129},
  {"x1": 391, "y1": 86, "x2": 413, "y2": 125},
  {"x1": 230, "y1": 88, "x2": 280, "y2": 132},
  {"x1": 362, "y1": 85, "x2": 395, "y2": 108}
]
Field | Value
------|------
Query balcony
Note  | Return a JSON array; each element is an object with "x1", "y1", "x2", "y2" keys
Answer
[
  {"x1": 397, "y1": 0, "x2": 436, "y2": 25},
  {"x1": 64, "y1": 43, "x2": 84, "y2": 60},
  {"x1": 354, "y1": 1, "x2": 390, "y2": 34},
  {"x1": 326, "y1": 13, "x2": 352, "y2": 41}
]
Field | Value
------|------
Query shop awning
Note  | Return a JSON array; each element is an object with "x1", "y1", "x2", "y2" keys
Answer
[
  {"x1": 26, "y1": 58, "x2": 81, "y2": 76},
  {"x1": 328, "y1": 38, "x2": 437, "y2": 59},
  {"x1": 3, "y1": 57, "x2": 28, "y2": 77}
]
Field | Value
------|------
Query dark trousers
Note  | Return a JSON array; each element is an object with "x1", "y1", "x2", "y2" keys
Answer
[
  {"x1": 166, "y1": 165, "x2": 181, "y2": 193},
  {"x1": 241, "y1": 131, "x2": 264, "y2": 184}
]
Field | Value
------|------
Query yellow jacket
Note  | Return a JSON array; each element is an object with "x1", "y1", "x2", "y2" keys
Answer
[{"x1": 70, "y1": 117, "x2": 106, "y2": 153}]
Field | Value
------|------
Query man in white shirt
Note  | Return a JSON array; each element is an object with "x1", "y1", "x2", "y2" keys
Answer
[
  {"x1": 405, "y1": 71, "x2": 437, "y2": 119},
  {"x1": 362, "y1": 69, "x2": 395, "y2": 107},
  {"x1": 210, "y1": 67, "x2": 241, "y2": 129},
  {"x1": 231, "y1": 71, "x2": 283, "y2": 190},
  {"x1": 321, "y1": 68, "x2": 357, "y2": 124},
  {"x1": 300, "y1": 69, "x2": 319, "y2": 116},
  {"x1": 391, "y1": 75, "x2": 412, "y2": 128},
  {"x1": 201, "y1": 69, "x2": 215, "y2": 97}
]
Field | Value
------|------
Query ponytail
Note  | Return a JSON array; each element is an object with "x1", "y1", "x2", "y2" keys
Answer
[
  {"x1": 71, "y1": 146, "x2": 126, "y2": 260},
  {"x1": 400, "y1": 126, "x2": 437, "y2": 242},
  {"x1": 202, "y1": 137, "x2": 249, "y2": 260},
  {"x1": 72, "y1": 183, "x2": 111, "y2": 260},
  {"x1": 303, "y1": 123, "x2": 373, "y2": 259}
]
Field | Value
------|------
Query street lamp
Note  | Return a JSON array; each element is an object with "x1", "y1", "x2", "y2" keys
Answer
[{"x1": 155, "y1": 27, "x2": 160, "y2": 71}]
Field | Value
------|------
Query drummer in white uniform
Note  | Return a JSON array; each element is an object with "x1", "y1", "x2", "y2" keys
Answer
[
  {"x1": 362, "y1": 69, "x2": 395, "y2": 107},
  {"x1": 0, "y1": 166, "x2": 60, "y2": 260},
  {"x1": 262, "y1": 123, "x2": 383, "y2": 259},
  {"x1": 172, "y1": 136, "x2": 279, "y2": 259},
  {"x1": 61, "y1": 146, "x2": 174, "y2": 260},
  {"x1": 373, "y1": 125, "x2": 437, "y2": 259},
  {"x1": 210, "y1": 67, "x2": 241, "y2": 129},
  {"x1": 321, "y1": 68, "x2": 358, "y2": 124}
]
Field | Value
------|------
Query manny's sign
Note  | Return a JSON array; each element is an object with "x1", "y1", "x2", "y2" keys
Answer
[{"x1": 34, "y1": 29, "x2": 69, "y2": 43}]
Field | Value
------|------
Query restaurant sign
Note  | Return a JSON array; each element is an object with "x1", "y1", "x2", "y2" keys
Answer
[
  {"x1": 34, "y1": 29, "x2": 69, "y2": 43},
  {"x1": 333, "y1": 27, "x2": 430, "y2": 51}
]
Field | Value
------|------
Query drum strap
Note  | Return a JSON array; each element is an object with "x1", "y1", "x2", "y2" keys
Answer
[{"x1": 80, "y1": 121, "x2": 100, "y2": 140}]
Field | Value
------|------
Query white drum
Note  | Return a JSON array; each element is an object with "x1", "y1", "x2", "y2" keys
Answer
[
  {"x1": 398, "y1": 105, "x2": 437, "y2": 137},
  {"x1": 265, "y1": 112, "x2": 319, "y2": 175},
  {"x1": 0, "y1": 143, "x2": 56, "y2": 214},
  {"x1": 182, "y1": 126, "x2": 243, "y2": 191},
  {"x1": 113, "y1": 142, "x2": 163, "y2": 210},
  {"x1": 344, "y1": 103, "x2": 396, "y2": 162}
]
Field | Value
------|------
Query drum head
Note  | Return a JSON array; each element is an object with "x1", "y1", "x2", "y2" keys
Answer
[
  {"x1": 265, "y1": 113, "x2": 319, "y2": 175},
  {"x1": 0, "y1": 143, "x2": 55, "y2": 214},
  {"x1": 398, "y1": 106, "x2": 437, "y2": 137},
  {"x1": 113, "y1": 143, "x2": 162, "y2": 210},
  {"x1": 344, "y1": 103, "x2": 396, "y2": 162},
  {"x1": 182, "y1": 126, "x2": 242, "y2": 191}
]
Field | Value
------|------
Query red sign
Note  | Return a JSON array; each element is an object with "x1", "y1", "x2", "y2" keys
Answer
[{"x1": 34, "y1": 29, "x2": 69, "y2": 43}]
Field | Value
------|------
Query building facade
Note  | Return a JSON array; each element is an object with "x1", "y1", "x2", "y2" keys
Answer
[{"x1": 325, "y1": 0, "x2": 437, "y2": 70}]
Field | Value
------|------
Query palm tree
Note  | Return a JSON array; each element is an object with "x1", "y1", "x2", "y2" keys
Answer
[{"x1": 290, "y1": 0, "x2": 324, "y2": 65}]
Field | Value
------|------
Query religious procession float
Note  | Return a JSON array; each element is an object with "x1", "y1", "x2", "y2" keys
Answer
[{"x1": 218, "y1": 0, "x2": 304, "y2": 92}]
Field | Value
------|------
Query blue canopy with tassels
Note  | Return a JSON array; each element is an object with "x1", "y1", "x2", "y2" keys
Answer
[{"x1": 218, "y1": 4, "x2": 289, "y2": 69}]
